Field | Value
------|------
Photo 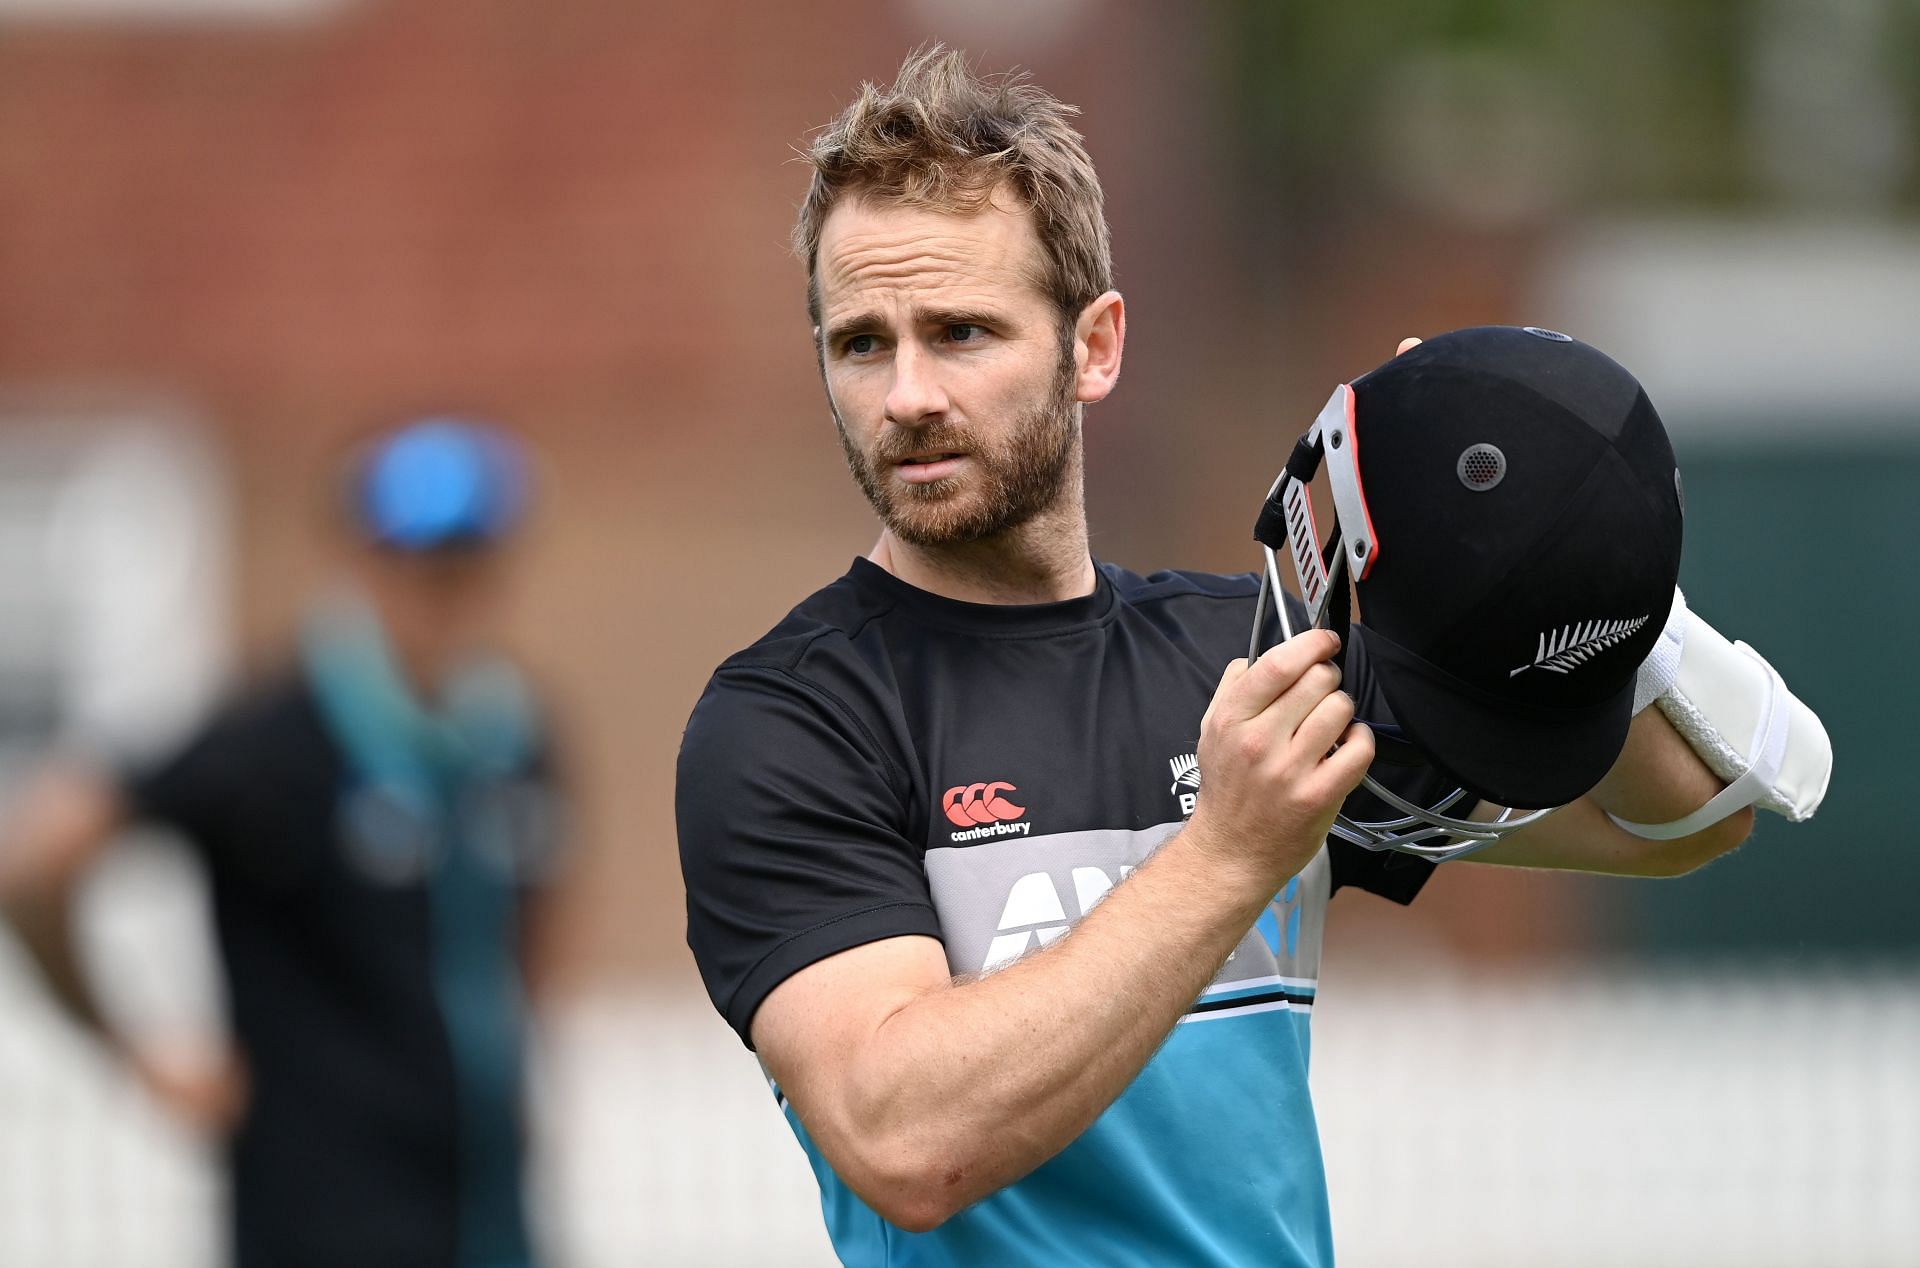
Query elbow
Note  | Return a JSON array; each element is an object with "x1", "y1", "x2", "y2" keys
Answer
[
  {"x1": 866, "y1": 1151, "x2": 975, "y2": 1233},
  {"x1": 1649, "y1": 805, "x2": 1755, "y2": 877},
  {"x1": 872, "y1": 1190, "x2": 961, "y2": 1236},
  {"x1": 835, "y1": 1133, "x2": 983, "y2": 1233}
]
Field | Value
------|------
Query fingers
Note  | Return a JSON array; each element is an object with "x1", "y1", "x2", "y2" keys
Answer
[
  {"x1": 1203, "y1": 628, "x2": 1357, "y2": 795},
  {"x1": 1199, "y1": 658, "x2": 1249, "y2": 736},
  {"x1": 1213, "y1": 629, "x2": 1341, "y2": 725},
  {"x1": 1189, "y1": 629, "x2": 1377, "y2": 882},
  {"x1": 1287, "y1": 688, "x2": 1373, "y2": 799},
  {"x1": 1315, "y1": 721, "x2": 1376, "y2": 796},
  {"x1": 1292, "y1": 682, "x2": 1357, "y2": 758}
]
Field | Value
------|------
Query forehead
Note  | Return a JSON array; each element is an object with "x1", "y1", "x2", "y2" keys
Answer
[{"x1": 815, "y1": 192, "x2": 1050, "y2": 319}]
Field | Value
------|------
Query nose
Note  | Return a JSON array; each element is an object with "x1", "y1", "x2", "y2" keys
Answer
[{"x1": 884, "y1": 342, "x2": 950, "y2": 426}]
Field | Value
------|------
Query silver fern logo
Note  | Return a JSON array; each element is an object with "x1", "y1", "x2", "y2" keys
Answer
[
  {"x1": 1169, "y1": 753, "x2": 1202, "y2": 818},
  {"x1": 1510, "y1": 616, "x2": 1649, "y2": 677}
]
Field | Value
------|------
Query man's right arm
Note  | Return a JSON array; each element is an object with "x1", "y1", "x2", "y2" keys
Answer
[
  {"x1": 0, "y1": 765, "x2": 131, "y2": 1038},
  {"x1": 1, "y1": 762, "x2": 248, "y2": 1134},
  {"x1": 747, "y1": 628, "x2": 1370, "y2": 1232}
]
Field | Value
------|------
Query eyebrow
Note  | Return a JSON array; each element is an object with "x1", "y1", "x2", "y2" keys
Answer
[
  {"x1": 922, "y1": 307, "x2": 1003, "y2": 330},
  {"x1": 822, "y1": 306, "x2": 1008, "y2": 348},
  {"x1": 822, "y1": 311, "x2": 882, "y2": 348}
]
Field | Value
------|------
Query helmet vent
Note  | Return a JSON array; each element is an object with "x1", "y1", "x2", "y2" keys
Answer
[{"x1": 1457, "y1": 444, "x2": 1507, "y2": 491}]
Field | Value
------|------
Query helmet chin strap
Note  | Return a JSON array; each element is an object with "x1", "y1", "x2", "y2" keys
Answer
[{"x1": 1249, "y1": 385, "x2": 1555, "y2": 863}]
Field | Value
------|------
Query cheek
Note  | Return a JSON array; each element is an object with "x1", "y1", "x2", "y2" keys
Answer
[
  {"x1": 825, "y1": 372, "x2": 878, "y2": 438},
  {"x1": 983, "y1": 355, "x2": 1059, "y2": 417}
]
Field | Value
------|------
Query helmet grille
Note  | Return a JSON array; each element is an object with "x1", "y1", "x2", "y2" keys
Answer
[{"x1": 1457, "y1": 444, "x2": 1507, "y2": 491}]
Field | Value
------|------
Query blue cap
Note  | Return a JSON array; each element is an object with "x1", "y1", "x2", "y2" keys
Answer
[{"x1": 354, "y1": 418, "x2": 527, "y2": 550}]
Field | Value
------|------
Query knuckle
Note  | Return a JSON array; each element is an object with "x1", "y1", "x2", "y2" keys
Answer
[
  {"x1": 1346, "y1": 722, "x2": 1376, "y2": 758},
  {"x1": 1263, "y1": 639, "x2": 1305, "y2": 671}
]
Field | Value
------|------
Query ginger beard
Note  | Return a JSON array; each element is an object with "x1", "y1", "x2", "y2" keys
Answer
[{"x1": 833, "y1": 337, "x2": 1080, "y2": 549}]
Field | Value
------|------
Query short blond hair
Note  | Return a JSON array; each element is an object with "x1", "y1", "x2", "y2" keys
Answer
[{"x1": 794, "y1": 46, "x2": 1114, "y2": 328}]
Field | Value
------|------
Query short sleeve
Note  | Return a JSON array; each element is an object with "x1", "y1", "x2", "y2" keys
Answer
[
  {"x1": 121, "y1": 711, "x2": 248, "y2": 849},
  {"x1": 677, "y1": 667, "x2": 942, "y2": 1047},
  {"x1": 1327, "y1": 624, "x2": 1441, "y2": 905},
  {"x1": 1328, "y1": 838, "x2": 1434, "y2": 904},
  {"x1": 119, "y1": 677, "x2": 341, "y2": 884}
]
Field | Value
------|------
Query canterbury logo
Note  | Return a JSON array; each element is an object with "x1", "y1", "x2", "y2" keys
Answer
[
  {"x1": 1510, "y1": 615, "x2": 1649, "y2": 677},
  {"x1": 943, "y1": 781, "x2": 1026, "y2": 828}
]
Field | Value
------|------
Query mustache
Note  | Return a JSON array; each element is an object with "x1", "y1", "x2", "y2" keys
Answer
[{"x1": 869, "y1": 424, "x2": 976, "y2": 465}]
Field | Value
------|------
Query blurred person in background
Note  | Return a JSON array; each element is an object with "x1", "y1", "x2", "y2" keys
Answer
[
  {"x1": 0, "y1": 417, "x2": 565, "y2": 1268},
  {"x1": 675, "y1": 47, "x2": 1825, "y2": 1267}
]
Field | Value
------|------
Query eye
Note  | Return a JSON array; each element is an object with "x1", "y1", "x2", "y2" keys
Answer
[
  {"x1": 844, "y1": 333, "x2": 877, "y2": 357},
  {"x1": 947, "y1": 323, "x2": 984, "y2": 344}
]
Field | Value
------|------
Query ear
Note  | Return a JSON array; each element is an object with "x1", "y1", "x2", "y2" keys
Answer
[{"x1": 1072, "y1": 291, "x2": 1125, "y2": 405}]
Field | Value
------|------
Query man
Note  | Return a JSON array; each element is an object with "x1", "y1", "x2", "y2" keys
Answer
[
  {"x1": 0, "y1": 418, "x2": 563, "y2": 1268},
  {"x1": 677, "y1": 49, "x2": 1820, "y2": 1265}
]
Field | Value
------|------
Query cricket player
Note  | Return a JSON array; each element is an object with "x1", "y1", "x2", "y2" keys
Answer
[{"x1": 677, "y1": 48, "x2": 1829, "y2": 1266}]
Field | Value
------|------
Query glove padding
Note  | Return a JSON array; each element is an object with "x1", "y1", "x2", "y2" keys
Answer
[{"x1": 1611, "y1": 589, "x2": 1832, "y2": 840}]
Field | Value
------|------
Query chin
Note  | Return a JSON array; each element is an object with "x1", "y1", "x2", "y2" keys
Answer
[
  {"x1": 882, "y1": 488, "x2": 975, "y2": 541},
  {"x1": 893, "y1": 516, "x2": 1016, "y2": 550}
]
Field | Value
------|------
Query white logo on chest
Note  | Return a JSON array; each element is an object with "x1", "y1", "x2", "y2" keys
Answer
[
  {"x1": 1169, "y1": 753, "x2": 1201, "y2": 817},
  {"x1": 980, "y1": 866, "x2": 1136, "y2": 972}
]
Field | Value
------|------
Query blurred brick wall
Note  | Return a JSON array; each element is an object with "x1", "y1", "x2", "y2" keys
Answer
[
  {"x1": 0, "y1": 0, "x2": 902, "y2": 986},
  {"x1": 0, "y1": 0, "x2": 1589, "y2": 985}
]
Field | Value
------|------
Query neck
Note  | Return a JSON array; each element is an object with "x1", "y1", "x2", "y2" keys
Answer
[
  {"x1": 378, "y1": 614, "x2": 470, "y2": 704},
  {"x1": 869, "y1": 500, "x2": 1095, "y2": 606},
  {"x1": 390, "y1": 640, "x2": 449, "y2": 703}
]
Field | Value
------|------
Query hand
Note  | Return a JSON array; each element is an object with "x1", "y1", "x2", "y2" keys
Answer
[
  {"x1": 1185, "y1": 629, "x2": 1374, "y2": 887},
  {"x1": 129, "y1": 1039, "x2": 249, "y2": 1139}
]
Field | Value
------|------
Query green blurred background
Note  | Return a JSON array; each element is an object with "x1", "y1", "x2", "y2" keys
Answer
[{"x1": 0, "y1": 1, "x2": 1912, "y2": 1264}]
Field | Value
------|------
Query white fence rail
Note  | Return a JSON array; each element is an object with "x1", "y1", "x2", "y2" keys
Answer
[{"x1": 2, "y1": 958, "x2": 1916, "y2": 1268}]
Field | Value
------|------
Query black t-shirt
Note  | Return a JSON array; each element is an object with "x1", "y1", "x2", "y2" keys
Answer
[
  {"x1": 125, "y1": 670, "x2": 558, "y2": 1268},
  {"x1": 679, "y1": 558, "x2": 1436, "y2": 1046},
  {"x1": 678, "y1": 559, "x2": 1448, "y2": 1263}
]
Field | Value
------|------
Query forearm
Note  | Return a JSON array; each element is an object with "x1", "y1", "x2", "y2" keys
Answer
[
  {"x1": 1587, "y1": 706, "x2": 1754, "y2": 873},
  {"x1": 1469, "y1": 708, "x2": 1751, "y2": 875},
  {"x1": 2, "y1": 889, "x2": 116, "y2": 1039},
  {"x1": 815, "y1": 826, "x2": 1279, "y2": 1226},
  {"x1": 0, "y1": 765, "x2": 129, "y2": 1043}
]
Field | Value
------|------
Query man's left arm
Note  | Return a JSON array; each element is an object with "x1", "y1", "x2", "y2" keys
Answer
[
  {"x1": 1465, "y1": 591, "x2": 1831, "y2": 877},
  {"x1": 1463, "y1": 705, "x2": 1753, "y2": 876}
]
